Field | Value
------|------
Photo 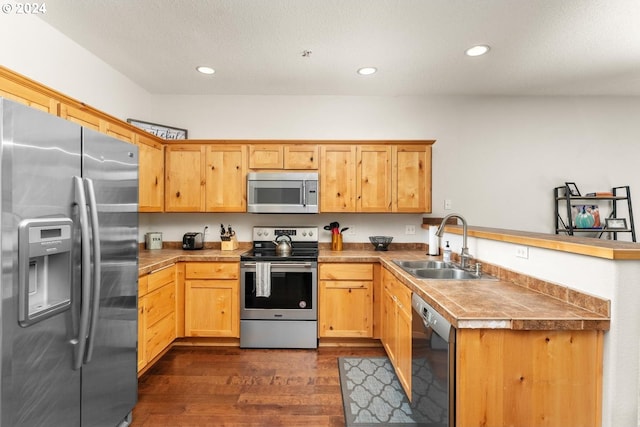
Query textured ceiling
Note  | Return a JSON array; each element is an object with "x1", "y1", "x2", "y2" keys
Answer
[{"x1": 39, "y1": 0, "x2": 640, "y2": 96}]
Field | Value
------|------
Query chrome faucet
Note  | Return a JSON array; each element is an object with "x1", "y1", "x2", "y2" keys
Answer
[{"x1": 436, "y1": 213, "x2": 471, "y2": 269}]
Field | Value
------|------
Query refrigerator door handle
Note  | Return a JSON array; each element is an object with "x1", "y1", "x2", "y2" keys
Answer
[
  {"x1": 84, "y1": 177, "x2": 102, "y2": 364},
  {"x1": 73, "y1": 176, "x2": 91, "y2": 370}
]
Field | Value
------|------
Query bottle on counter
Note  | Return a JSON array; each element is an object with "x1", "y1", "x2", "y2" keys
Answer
[{"x1": 443, "y1": 241, "x2": 452, "y2": 263}]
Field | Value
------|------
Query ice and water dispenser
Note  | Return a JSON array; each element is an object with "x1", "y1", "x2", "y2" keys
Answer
[{"x1": 18, "y1": 218, "x2": 73, "y2": 327}]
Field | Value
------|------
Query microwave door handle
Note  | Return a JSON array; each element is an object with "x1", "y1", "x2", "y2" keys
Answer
[{"x1": 302, "y1": 180, "x2": 306, "y2": 207}]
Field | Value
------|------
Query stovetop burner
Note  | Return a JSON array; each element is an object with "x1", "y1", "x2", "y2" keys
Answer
[{"x1": 241, "y1": 226, "x2": 319, "y2": 262}]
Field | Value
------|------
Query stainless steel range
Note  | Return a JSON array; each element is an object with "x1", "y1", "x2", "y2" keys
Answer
[{"x1": 240, "y1": 226, "x2": 318, "y2": 348}]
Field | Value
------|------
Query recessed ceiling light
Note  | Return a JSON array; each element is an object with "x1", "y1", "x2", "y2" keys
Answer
[
  {"x1": 196, "y1": 66, "x2": 215, "y2": 75},
  {"x1": 465, "y1": 45, "x2": 490, "y2": 57},
  {"x1": 357, "y1": 67, "x2": 377, "y2": 76}
]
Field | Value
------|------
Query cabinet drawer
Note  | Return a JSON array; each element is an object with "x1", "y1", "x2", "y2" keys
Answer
[
  {"x1": 394, "y1": 284, "x2": 412, "y2": 316},
  {"x1": 320, "y1": 280, "x2": 371, "y2": 290},
  {"x1": 146, "y1": 283, "x2": 175, "y2": 326},
  {"x1": 147, "y1": 265, "x2": 175, "y2": 293},
  {"x1": 185, "y1": 262, "x2": 239, "y2": 280},
  {"x1": 319, "y1": 263, "x2": 373, "y2": 281},
  {"x1": 146, "y1": 312, "x2": 176, "y2": 362},
  {"x1": 384, "y1": 275, "x2": 412, "y2": 316}
]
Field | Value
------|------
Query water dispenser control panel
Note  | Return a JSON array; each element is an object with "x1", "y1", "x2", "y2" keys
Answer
[{"x1": 18, "y1": 217, "x2": 73, "y2": 327}]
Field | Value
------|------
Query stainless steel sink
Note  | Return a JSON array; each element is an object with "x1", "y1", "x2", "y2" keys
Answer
[
  {"x1": 412, "y1": 268, "x2": 482, "y2": 280},
  {"x1": 393, "y1": 260, "x2": 453, "y2": 269},
  {"x1": 393, "y1": 259, "x2": 498, "y2": 280}
]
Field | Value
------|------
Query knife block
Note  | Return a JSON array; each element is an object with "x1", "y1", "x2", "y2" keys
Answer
[{"x1": 221, "y1": 236, "x2": 238, "y2": 251}]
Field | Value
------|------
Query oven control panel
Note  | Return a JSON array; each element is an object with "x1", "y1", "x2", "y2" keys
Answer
[{"x1": 252, "y1": 226, "x2": 318, "y2": 242}]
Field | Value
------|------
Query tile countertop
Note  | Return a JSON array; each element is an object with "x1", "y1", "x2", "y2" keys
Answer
[{"x1": 138, "y1": 247, "x2": 610, "y2": 331}]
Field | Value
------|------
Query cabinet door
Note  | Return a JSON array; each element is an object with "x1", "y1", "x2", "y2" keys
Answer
[
  {"x1": 205, "y1": 145, "x2": 247, "y2": 212},
  {"x1": 102, "y1": 120, "x2": 135, "y2": 143},
  {"x1": 284, "y1": 145, "x2": 318, "y2": 169},
  {"x1": 0, "y1": 75, "x2": 58, "y2": 114},
  {"x1": 144, "y1": 279, "x2": 176, "y2": 363},
  {"x1": 319, "y1": 281, "x2": 372, "y2": 337},
  {"x1": 393, "y1": 144, "x2": 432, "y2": 212},
  {"x1": 320, "y1": 145, "x2": 356, "y2": 212},
  {"x1": 381, "y1": 284, "x2": 397, "y2": 361},
  {"x1": 249, "y1": 144, "x2": 283, "y2": 169},
  {"x1": 137, "y1": 295, "x2": 146, "y2": 372},
  {"x1": 138, "y1": 134, "x2": 165, "y2": 212},
  {"x1": 165, "y1": 145, "x2": 205, "y2": 211},
  {"x1": 396, "y1": 305, "x2": 412, "y2": 397},
  {"x1": 357, "y1": 145, "x2": 392, "y2": 212},
  {"x1": 146, "y1": 312, "x2": 176, "y2": 362},
  {"x1": 59, "y1": 102, "x2": 101, "y2": 131},
  {"x1": 185, "y1": 280, "x2": 239, "y2": 337}
]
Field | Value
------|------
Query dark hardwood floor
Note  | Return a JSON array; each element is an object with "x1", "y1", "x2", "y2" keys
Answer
[{"x1": 131, "y1": 346, "x2": 387, "y2": 427}]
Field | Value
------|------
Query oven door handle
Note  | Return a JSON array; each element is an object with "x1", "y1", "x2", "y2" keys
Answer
[{"x1": 242, "y1": 262, "x2": 314, "y2": 268}]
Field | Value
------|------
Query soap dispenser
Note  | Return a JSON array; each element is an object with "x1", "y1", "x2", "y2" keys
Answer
[{"x1": 443, "y1": 241, "x2": 452, "y2": 263}]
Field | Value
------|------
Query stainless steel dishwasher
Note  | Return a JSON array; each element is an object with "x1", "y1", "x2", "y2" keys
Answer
[{"x1": 411, "y1": 293, "x2": 455, "y2": 427}]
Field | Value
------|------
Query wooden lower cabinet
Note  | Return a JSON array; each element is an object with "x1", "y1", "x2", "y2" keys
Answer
[
  {"x1": 318, "y1": 263, "x2": 374, "y2": 338},
  {"x1": 456, "y1": 328, "x2": 603, "y2": 427},
  {"x1": 138, "y1": 264, "x2": 177, "y2": 374},
  {"x1": 380, "y1": 268, "x2": 412, "y2": 396},
  {"x1": 184, "y1": 262, "x2": 239, "y2": 337}
]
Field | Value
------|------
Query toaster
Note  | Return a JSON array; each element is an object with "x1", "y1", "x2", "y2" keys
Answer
[{"x1": 182, "y1": 232, "x2": 204, "y2": 250}]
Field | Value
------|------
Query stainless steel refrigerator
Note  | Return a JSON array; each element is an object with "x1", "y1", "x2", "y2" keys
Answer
[{"x1": 0, "y1": 98, "x2": 138, "y2": 427}]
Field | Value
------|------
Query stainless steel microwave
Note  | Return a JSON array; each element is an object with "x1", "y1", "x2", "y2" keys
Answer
[{"x1": 247, "y1": 172, "x2": 319, "y2": 214}]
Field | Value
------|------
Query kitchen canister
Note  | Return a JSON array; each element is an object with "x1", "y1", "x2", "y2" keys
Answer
[{"x1": 145, "y1": 232, "x2": 163, "y2": 250}]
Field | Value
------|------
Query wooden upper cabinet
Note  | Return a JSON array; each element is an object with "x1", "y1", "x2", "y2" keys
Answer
[
  {"x1": 320, "y1": 145, "x2": 357, "y2": 212},
  {"x1": 249, "y1": 143, "x2": 318, "y2": 170},
  {"x1": 320, "y1": 144, "x2": 394, "y2": 213},
  {"x1": 138, "y1": 133, "x2": 165, "y2": 212},
  {"x1": 284, "y1": 145, "x2": 318, "y2": 169},
  {"x1": 357, "y1": 145, "x2": 392, "y2": 212},
  {"x1": 101, "y1": 120, "x2": 135, "y2": 144},
  {"x1": 248, "y1": 144, "x2": 283, "y2": 169},
  {"x1": 393, "y1": 144, "x2": 432, "y2": 212},
  {"x1": 0, "y1": 72, "x2": 58, "y2": 114},
  {"x1": 165, "y1": 145, "x2": 206, "y2": 212},
  {"x1": 205, "y1": 145, "x2": 247, "y2": 212},
  {"x1": 59, "y1": 102, "x2": 101, "y2": 131}
]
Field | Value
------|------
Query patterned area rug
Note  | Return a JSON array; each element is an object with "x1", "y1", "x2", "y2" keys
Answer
[{"x1": 338, "y1": 357, "x2": 418, "y2": 427}]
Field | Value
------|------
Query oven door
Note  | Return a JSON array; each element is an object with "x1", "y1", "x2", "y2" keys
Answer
[{"x1": 240, "y1": 261, "x2": 317, "y2": 320}]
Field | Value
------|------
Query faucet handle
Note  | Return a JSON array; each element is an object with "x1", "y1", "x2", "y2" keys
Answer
[{"x1": 474, "y1": 262, "x2": 482, "y2": 275}]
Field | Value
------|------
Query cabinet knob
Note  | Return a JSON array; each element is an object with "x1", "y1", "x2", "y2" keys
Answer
[{"x1": 176, "y1": 191, "x2": 181, "y2": 198}]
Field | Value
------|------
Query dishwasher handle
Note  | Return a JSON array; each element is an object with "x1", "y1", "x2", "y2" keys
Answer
[{"x1": 412, "y1": 293, "x2": 453, "y2": 343}]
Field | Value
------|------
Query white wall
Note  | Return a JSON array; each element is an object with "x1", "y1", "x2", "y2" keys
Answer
[
  {"x1": 147, "y1": 94, "x2": 640, "y2": 240},
  {"x1": 0, "y1": 15, "x2": 151, "y2": 122}
]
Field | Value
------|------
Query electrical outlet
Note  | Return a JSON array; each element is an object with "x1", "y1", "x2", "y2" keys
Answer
[
  {"x1": 405, "y1": 225, "x2": 416, "y2": 235},
  {"x1": 347, "y1": 226, "x2": 356, "y2": 236},
  {"x1": 203, "y1": 225, "x2": 210, "y2": 234},
  {"x1": 515, "y1": 245, "x2": 529, "y2": 259},
  {"x1": 444, "y1": 199, "x2": 452, "y2": 210}
]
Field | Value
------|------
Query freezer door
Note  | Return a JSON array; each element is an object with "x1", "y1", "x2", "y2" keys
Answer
[
  {"x1": 1, "y1": 98, "x2": 82, "y2": 427},
  {"x1": 80, "y1": 128, "x2": 138, "y2": 427}
]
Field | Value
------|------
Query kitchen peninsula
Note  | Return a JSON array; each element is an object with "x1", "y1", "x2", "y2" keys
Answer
[{"x1": 138, "y1": 227, "x2": 621, "y2": 427}]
